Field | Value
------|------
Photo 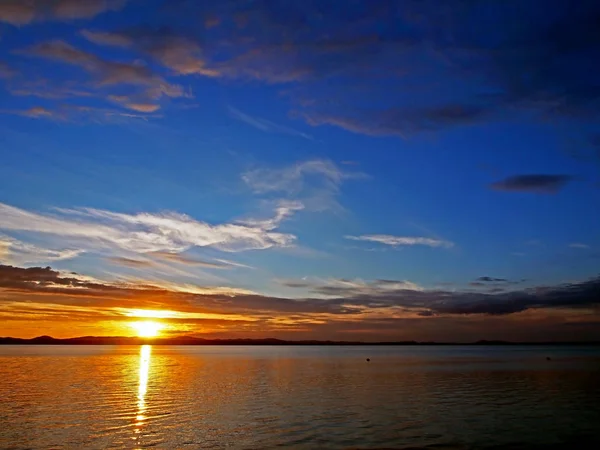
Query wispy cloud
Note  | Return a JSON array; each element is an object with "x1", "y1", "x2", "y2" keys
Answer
[
  {"x1": 570, "y1": 243, "x2": 590, "y2": 249},
  {"x1": 346, "y1": 235, "x2": 454, "y2": 249},
  {"x1": 281, "y1": 277, "x2": 424, "y2": 297},
  {"x1": 9, "y1": 85, "x2": 93, "y2": 99},
  {"x1": 150, "y1": 251, "x2": 239, "y2": 269},
  {"x1": 80, "y1": 29, "x2": 132, "y2": 47},
  {"x1": 0, "y1": 201, "x2": 301, "y2": 258},
  {"x1": 490, "y1": 175, "x2": 573, "y2": 194},
  {"x1": 243, "y1": 159, "x2": 365, "y2": 212},
  {"x1": 303, "y1": 105, "x2": 490, "y2": 138},
  {"x1": 108, "y1": 257, "x2": 155, "y2": 268},
  {"x1": 228, "y1": 106, "x2": 312, "y2": 139},
  {"x1": 0, "y1": 235, "x2": 82, "y2": 265},
  {"x1": 17, "y1": 106, "x2": 56, "y2": 119},
  {"x1": 1, "y1": 105, "x2": 162, "y2": 123}
]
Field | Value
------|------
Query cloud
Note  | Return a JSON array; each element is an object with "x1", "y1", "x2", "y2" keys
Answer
[
  {"x1": 150, "y1": 251, "x2": 236, "y2": 269},
  {"x1": 303, "y1": 104, "x2": 490, "y2": 138},
  {"x1": 198, "y1": 0, "x2": 600, "y2": 135},
  {"x1": 476, "y1": 277, "x2": 508, "y2": 283},
  {"x1": 18, "y1": 106, "x2": 55, "y2": 119},
  {"x1": 108, "y1": 95, "x2": 160, "y2": 112},
  {"x1": 2, "y1": 264, "x2": 599, "y2": 320},
  {"x1": 24, "y1": 40, "x2": 184, "y2": 95},
  {"x1": 17, "y1": 38, "x2": 194, "y2": 120},
  {"x1": 570, "y1": 243, "x2": 590, "y2": 249},
  {"x1": 0, "y1": 62, "x2": 17, "y2": 78},
  {"x1": 0, "y1": 235, "x2": 82, "y2": 265},
  {"x1": 243, "y1": 159, "x2": 364, "y2": 212},
  {"x1": 0, "y1": 201, "x2": 300, "y2": 257},
  {"x1": 228, "y1": 106, "x2": 311, "y2": 139},
  {"x1": 2, "y1": 104, "x2": 162, "y2": 123},
  {"x1": 276, "y1": 274, "x2": 600, "y2": 316},
  {"x1": 0, "y1": 0, "x2": 127, "y2": 25},
  {"x1": 7, "y1": 1, "x2": 600, "y2": 137},
  {"x1": 243, "y1": 160, "x2": 351, "y2": 194},
  {"x1": 346, "y1": 234, "x2": 454, "y2": 249},
  {"x1": 469, "y1": 277, "x2": 523, "y2": 290},
  {"x1": 490, "y1": 175, "x2": 573, "y2": 194},
  {"x1": 9, "y1": 85, "x2": 93, "y2": 99},
  {"x1": 52, "y1": 0, "x2": 127, "y2": 20},
  {"x1": 80, "y1": 30, "x2": 133, "y2": 47},
  {"x1": 123, "y1": 103, "x2": 160, "y2": 113},
  {"x1": 81, "y1": 27, "x2": 218, "y2": 77},
  {"x1": 108, "y1": 257, "x2": 155, "y2": 268},
  {"x1": 282, "y1": 277, "x2": 424, "y2": 298},
  {"x1": 0, "y1": 1, "x2": 36, "y2": 25}
]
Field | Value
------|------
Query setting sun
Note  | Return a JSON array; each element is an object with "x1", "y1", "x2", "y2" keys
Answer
[{"x1": 130, "y1": 321, "x2": 163, "y2": 338}]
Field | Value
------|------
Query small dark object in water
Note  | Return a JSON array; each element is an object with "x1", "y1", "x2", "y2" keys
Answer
[
  {"x1": 366, "y1": 358, "x2": 370, "y2": 362},
  {"x1": 546, "y1": 357, "x2": 551, "y2": 361}
]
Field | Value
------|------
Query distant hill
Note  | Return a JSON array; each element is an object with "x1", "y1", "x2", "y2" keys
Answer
[{"x1": 1, "y1": 336, "x2": 599, "y2": 345}]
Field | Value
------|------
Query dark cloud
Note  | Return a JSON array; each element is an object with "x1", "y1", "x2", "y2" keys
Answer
[
  {"x1": 188, "y1": 0, "x2": 600, "y2": 135},
  {"x1": 487, "y1": 287, "x2": 507, "y2": 294},
  {"x1": 469, "y1": 277, "x2": 518, "y2": 290},
  {"x1": 303, "y1": 104, "x2": 490, "y2": 137},
  {"x1": 277, "y1": 275, "x2": 600, "y2": 316},
  {"x1": 6, "y1": 0, "x2": 600, "y2": 134},
  {"x1": 2, "y1": 263, "x2": 600, "y2": 319},
  {"x1": 490, "y1": 175, "x2": 573, "y2": 194},
  {"x1": 0, "y1": 264, "x2": 125, "y2": 297},
  {"x1": 477, "y1": 277, "x2": 508, "y2": 283}
]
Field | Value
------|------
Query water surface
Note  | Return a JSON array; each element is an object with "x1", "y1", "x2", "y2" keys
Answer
[{"x1": 1, "y1": 345, "x2": 599, "y2": 449}]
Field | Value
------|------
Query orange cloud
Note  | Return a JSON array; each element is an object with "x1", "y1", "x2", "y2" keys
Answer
[{"x1": 0, "y1": 0, "x2": 127, "y2": 25}]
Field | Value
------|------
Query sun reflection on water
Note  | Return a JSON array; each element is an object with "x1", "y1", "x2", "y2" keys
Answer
[{"x1": 136, "y1": 345, "x2": 151, "y2": 434}]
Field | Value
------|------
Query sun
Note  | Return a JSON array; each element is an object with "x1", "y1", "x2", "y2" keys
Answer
[{"x1": 130, "y1": 321, "x2": 163, "y2": 338}]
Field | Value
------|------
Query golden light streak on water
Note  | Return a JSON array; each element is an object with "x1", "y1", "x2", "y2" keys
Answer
[{"x1": 135, "y1": 345, "x2": 151, "y2": 440}]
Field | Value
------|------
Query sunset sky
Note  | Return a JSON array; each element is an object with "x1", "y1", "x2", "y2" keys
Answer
[{"x1": 1, "y1": 0, "x2": 599, "y2": 341}]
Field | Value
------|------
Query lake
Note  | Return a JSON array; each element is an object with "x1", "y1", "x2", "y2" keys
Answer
[{"x1": 1, "y1": 345, "x2": 599, "y2": 449}]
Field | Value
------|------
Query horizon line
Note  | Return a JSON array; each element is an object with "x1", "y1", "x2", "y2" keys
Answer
[{"x1": 1, "y1": 336, "x2": 600, "y2": 346}]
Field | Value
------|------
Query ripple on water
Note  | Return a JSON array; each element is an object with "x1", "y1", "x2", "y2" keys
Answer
[{"x1": 1, "y1": 345, "x2": 600, "y2": 449}]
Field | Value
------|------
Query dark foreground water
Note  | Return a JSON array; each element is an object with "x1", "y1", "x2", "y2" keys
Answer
[{"x1": 1, "y1": 345, "x2": 599, "y2": 449}]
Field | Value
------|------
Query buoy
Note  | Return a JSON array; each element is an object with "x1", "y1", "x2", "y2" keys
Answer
[
  {"x1": 546, "y1": 356, "x2": 551, "y2": 361},
  {"x1": 366, "y1": 358, "x2": 370, "y2": 362}
]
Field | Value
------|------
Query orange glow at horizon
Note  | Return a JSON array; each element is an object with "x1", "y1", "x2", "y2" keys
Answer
[
  {"x1": 130, "y1": 321, "x2": 163, "y2": 338},
  {"x1": 125, "y1": 309, "x2": 177, "y2": 319}
]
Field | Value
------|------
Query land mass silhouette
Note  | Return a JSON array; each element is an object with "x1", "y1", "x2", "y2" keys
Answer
[{"x1": 1, "y1": 336, "x2": 599, "y2": 346}]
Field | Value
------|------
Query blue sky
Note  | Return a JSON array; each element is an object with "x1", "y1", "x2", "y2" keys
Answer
[{"x1": 0, "y1": 0, "x2": 599, "y2": 340}]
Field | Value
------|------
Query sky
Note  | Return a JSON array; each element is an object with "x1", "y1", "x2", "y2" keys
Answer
[{"x1": 1, "y1": 0, "x2": 599, "y2": 341}]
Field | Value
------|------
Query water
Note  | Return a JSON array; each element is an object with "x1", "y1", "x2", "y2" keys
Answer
[{"x1": 1, "y1": 345, "x2": 599, "y2": 449}]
